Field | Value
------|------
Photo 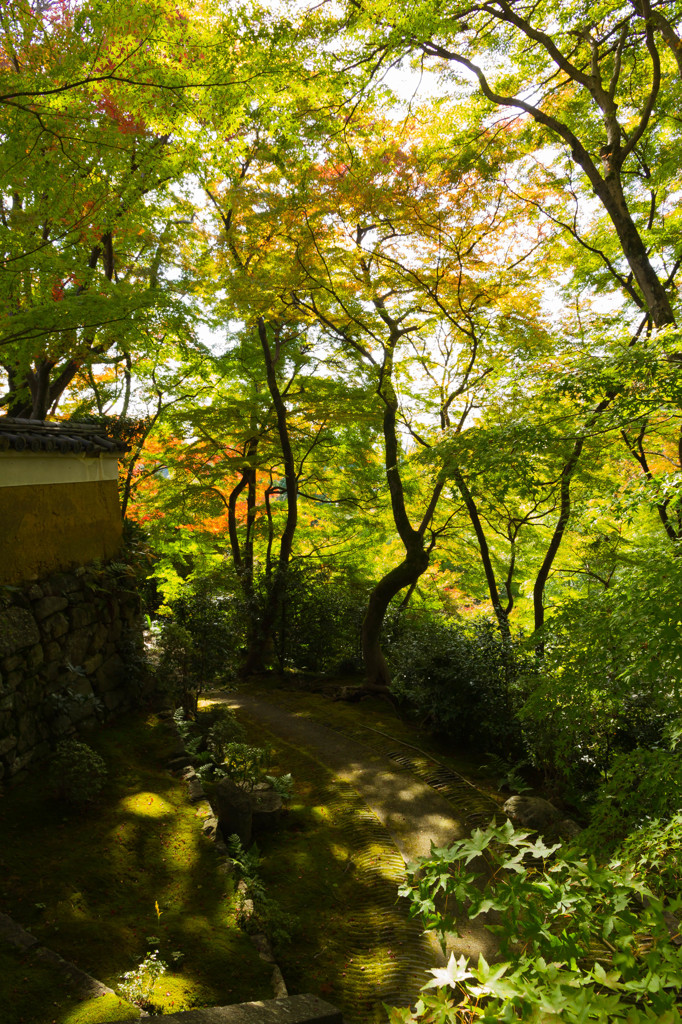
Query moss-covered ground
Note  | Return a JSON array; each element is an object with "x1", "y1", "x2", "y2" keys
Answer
[
  {"x1": 1, "y1": 687, "x2": 500, "y2": 1024},
  {"x1": 224, "y1": 718, "x2": 422, "y2": 1024},
  {"x1": 0, "y1": 940, "x2": 139, "y2": 1024},
  {"x1": 0, "y1": 711, "x2": 273, "y2": 1024}
]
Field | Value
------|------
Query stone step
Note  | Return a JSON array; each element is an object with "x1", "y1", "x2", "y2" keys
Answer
[{"x1": 100, "y1": 994, "x2": 343, "y2": 1024}]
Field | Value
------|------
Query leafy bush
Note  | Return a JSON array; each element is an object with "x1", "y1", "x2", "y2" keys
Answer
[
  {"x1": 270, "y1": 561, "x2": 368, "y2": 673},
  {"x1": 222, "y1": 742, "x2": 271, "y2": 790},
  {"x1": 206, "y1": 708, "x2": 246, "y2": 760},
  {"x1": 620, "y1": 813, "x2": 682, "y2": 901},
  {"x1": 227, "y1": 833, "x2": 262, "y2": 882},
  {"x1": 580, "y1": 748, "x2": 682, "y2": 856},
  {"x1": 481, "y1": 753, "x2": 532, "y2": 794},
  {"x1": 158, "y1": 621, "x2": 200, "y2": 715},
  {"x1": 48, "y1": 740, "x2": 107, "y2": 803},
  {"x1": 177, "y1": 706, "x2": 274, "y2": 787},
  {"x1": 227, "y1": 835, "x2": 297, "y2": 949},
  {"x1": 387, "y1": 613, "x2": 529, "y2": 757},
  {"x1": 520, "y1": 545, "x2": 682, "y2": 799},
  {"x1": 519, "y1": 662, "x2": 674, "y2": 803},
  {"x1": 265, "y1": 773, "x2": 294, "y2": 804},
  {"x1": 393, "y1": 819, "x2": 682, "y2": 1024},
  {"x1": 518, "y1": 669, "x2": 616, "y2": 801},
  {"x1": 153, "y1": 562, "x2": 245, "y2": 685},
  {"x1": 170, "y1": 572, "x2": 241, "y2": 683}
]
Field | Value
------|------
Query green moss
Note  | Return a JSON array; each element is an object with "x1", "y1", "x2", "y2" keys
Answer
[
  {"x1": 210, "y1": 712, "x2": 423, "y2": 1024},
  {"x1": 0, "y1": 942, "x2": 139, "y2": 1024},
  {"x1": 0, "y1": 712, "x2": 273, "y2": 1023},
  {"x1": 60, "y1": 994, "x2": 140, "y2": 1023}
]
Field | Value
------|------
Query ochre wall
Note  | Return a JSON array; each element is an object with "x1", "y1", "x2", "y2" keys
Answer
[{"x1": 0, "y1": 479, "x2": 123, "y2": 584}]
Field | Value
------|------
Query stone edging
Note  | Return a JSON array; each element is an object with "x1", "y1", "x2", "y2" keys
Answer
[{"x1": 0, "y1": 910, "x2": 142, "y2": 1011}]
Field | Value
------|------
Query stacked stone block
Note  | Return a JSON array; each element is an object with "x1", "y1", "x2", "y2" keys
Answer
[{"x1": 0, "y1": 566, "x2": 143, "y2": 781}]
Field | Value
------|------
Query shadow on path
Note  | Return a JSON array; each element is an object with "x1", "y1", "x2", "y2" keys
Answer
[{"x1": 203, "y1": 689, "x2": 500, "y2": 1021}]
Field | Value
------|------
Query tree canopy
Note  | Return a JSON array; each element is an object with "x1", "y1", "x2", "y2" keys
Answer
[
  {"x1": 3, "y1": 1, "x2": 682, "y2": 1019},
  {"x1": 3, "y1": 0, "x2": 680, "y2": 665}
]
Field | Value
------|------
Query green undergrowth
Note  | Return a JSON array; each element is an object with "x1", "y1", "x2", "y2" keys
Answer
[
  {"x1": 0, "y1": 711, "x2": 273, "y2": 1024},
  {"x1": 197, "y1": 700, "x2": 430, "y2": 1024}
]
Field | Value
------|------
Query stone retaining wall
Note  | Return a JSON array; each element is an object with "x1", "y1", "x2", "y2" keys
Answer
[{"x1": 0, "y1": 564, "x2": 144, "y2": 782}]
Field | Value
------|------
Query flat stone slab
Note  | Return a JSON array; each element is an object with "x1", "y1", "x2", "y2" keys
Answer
[
  {"x1": 100, "y1": 993, "x2": 343, "y2": 1024},
  {"x1": 0, "y1": 911, "x2": 38, "y2": 950},
  {"x1": 0, "y1": 911, "x2": 114, "y2": 998},
  {"x1": 220, "y1": 692, "x2": 499, "y2": 966}
]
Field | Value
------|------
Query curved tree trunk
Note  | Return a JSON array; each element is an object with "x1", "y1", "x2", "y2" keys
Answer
[
  {"x1": 359, "y1": 302, "x2": 444, "y2": 687},
  {"x1": 532, "y1": 436, "x2": 585, "y2": 657},
  {"x1": 452, "y1": 464, "x2": 512, "y2": 640},
  {"x1": 362, "y1": 549, "x2": 430, "y2": 688},
  {"x1": 419, "y1": 26, "x2": 676, "y2": 331}
]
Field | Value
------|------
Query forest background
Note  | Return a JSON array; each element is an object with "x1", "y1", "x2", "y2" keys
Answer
[{"x1": 2, "y1": 0, "x2": 682, "y2": 1016}]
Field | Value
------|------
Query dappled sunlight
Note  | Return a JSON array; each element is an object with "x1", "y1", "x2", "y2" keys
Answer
[
  {"x1": 61, "y1": 992, "x2": 139, "y2": 1023},
  {"x1": 0, "y1": 708, "x2": 277, "y2": 1020},
  {"x1": 119, "y1": 792, "x2": 174, "y2": 818},
  {"x1": 197, "y1": 697, "x2": 222, "y2": 711},
  {"x1": 156, "y1": 823, "x2": 201, "y2": 874},
  {"x1": 146, "y1": 973, "x2": 205, "y2": 1015},
  {"x1": 223, "y1": 696, "x2": 451, "y2": 1022}
]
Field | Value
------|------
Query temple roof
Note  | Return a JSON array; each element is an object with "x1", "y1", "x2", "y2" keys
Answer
[{"x1": 0, "y1": 417, "x2": 128, "y2": 455}]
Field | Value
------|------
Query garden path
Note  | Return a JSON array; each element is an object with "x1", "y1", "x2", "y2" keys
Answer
[{"x1": 204, "y1": 688, "x2": 500, "y2": 1001}]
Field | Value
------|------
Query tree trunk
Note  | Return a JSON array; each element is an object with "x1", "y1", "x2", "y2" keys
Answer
[
  {"x1": 240, "y1": 319, "x2": 300, "y2": 676},
  {"x1": 532, "y1": 436, "x2": 585, "y2": 656},
  {"x1": 362, "y1": 548, "x2": 430, "y2": 688},
  {"x1": 418, "y1": 34, "x2": 676, "y2": 330},
  {"x1": 596, "y1": 176, "x2": 675, "y2": 327},
  {"x1": 452, "y1": 465, "x2": 512, "y2": 640},
  {"x1": 359, "y1": 312, "x2": 442, "y2": 686}
]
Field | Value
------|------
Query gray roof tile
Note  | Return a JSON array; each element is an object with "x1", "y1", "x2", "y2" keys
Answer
[{"x1": 0, "y1": 418, "x2": 128, "y2": 455}]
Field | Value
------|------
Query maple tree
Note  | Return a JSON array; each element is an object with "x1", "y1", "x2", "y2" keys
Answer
[
  {"x1": 1, "y1": 0, "x2": 680, "y2": 700},
  {"x1": 0, "y1": 0, "x2": 259, "y2": 418},
  {"x1": 2, "y1": 5, "x2": 682, "y2": 1016},
  {"x1": 345, "y1": 0, "x2": 682, "y2": 325}
]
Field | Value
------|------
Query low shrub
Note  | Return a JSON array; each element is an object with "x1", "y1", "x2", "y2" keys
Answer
[
  {"x1": 265, "y1": 773, "x2": 294, "y2": 805},
  {"x1": 268, "y1": 560, "x2": 368, "y2": 673},
  {"x1": 222, "y1": 742, "x2": 271, "y2": 790},
  {"x1": 580, "y1": 747, "x2": 682, "y2": 856},
  {"x1": 157, "y1": 621, "x2": 200, "y2": 715},
  {"x1": 170, "y1": 574, "x2": 241, "y2": 684},
  {"x1": 518, "y1": 664, "x2": 675, "y2": 804},
  {"x1": 620, "y1": 812, "x2": 682, "y2": 901},
  {"x1": 48, "y1": 739, "x2": 107, "y2": 803},
  {"x1": 206, "y1": 708, "x2": 247, "y2": 760},
  {"x1": 387, "y1": 613, "x2": 528, "y2": 757},
  {"x1": 519, "y1": 546, "x2": 682, "y2": 800},
  {"x1": 118, "y1": 950, "x2": 168, "y2": 1010},
  {"x1": 226, "y1": 835, "x2": 297, "y2": 950}
]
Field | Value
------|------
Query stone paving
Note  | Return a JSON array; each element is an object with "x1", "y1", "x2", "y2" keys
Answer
[{"x1": 215, "y1": 692, "x2": 499, "y2": 966}]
